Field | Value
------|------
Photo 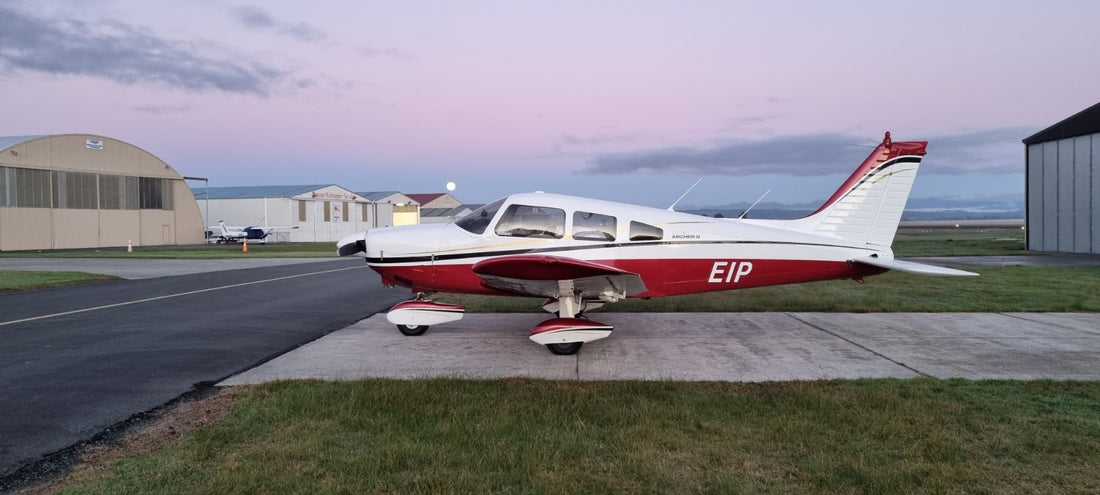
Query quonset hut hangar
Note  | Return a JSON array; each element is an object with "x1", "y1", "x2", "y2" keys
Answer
[
  {"x1": 0, "y1": 134, "x2": 204, "y2": 251},
  {"x1": 1024, "y1": 101, "x2": 1100, "y2": 254}
]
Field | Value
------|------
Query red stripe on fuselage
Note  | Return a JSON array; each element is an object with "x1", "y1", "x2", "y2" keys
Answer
[{"x1": 370, "y1": 258, "x2": 886, "y2": 297}]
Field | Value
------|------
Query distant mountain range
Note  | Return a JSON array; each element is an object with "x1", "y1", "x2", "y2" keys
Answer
[{"x1": 684, "y1": 193, "x2": 1024, "y2": 221}]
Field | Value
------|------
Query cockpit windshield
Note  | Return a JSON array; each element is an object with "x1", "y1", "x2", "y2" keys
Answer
[{"x1": 455, "y1": 198, "x2": 505, "y2": 234}]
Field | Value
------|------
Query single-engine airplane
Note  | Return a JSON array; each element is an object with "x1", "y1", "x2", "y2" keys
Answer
[
  {"x1": 208, "y1": 221, "x2": 298, "y2": 244},
  {"x1": 338, "y1": 132, "x2": 976, "y2": 355}
]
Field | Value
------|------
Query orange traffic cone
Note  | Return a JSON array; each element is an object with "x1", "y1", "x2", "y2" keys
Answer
[{"x1": 242, "y1": 239, "x2": 248, "y2": 252}]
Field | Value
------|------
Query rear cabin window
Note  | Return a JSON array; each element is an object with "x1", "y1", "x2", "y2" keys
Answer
[
  {"x1": 629, "y1": 221, "x2": 663, "y2": 241},
  {"x1": 572, "y1": 211, "x2": 616, "y2": 241},
  {"x1": 495, "y1": 204, "x2": 565, "y2": 239},
  {"x1": 456, "y1": 198, "x2": 504, "y2": 234}
]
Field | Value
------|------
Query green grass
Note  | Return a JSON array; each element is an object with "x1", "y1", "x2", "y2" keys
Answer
[
  {"x1": 0, "y1": 242, "x2": 337, "y2": 259},
  {"x1": 60, "y1": 379, "x2": 1100, "y2": 494},
  {"x1": 441, "y1": 265, "x2": 1100, "y2": 313},
  {"x1": 0, "y1": 270, "x2": 117, "y2": 291},
  {"x1": 893, "y1": 227, "x2": 1027, "y2": 256}
]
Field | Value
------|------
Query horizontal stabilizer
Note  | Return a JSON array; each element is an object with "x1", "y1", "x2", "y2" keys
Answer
[{"x1": 853, "y1": 256, "x2": 978, "y2": 277}]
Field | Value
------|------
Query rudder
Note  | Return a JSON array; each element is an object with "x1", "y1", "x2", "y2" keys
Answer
[{"x1": 797, "y1": 132, "x2": 926, "y2": 247}]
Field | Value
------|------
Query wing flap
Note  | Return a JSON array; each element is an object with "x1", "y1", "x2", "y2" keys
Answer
[
  {"x1": 853, "y1": 256, "x2": 979, "y2": 276},
  {"x1": 472, "y1": 255, "x2": 647, "y2": 299}
]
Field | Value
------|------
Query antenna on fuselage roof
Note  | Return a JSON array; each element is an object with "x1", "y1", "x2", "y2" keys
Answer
[
  {"x1": 666, "y1": 177, "x2": 704, "y2": 212},
  {"x1": 736, "y1": 188, "x2": 772, "y2": 220}
]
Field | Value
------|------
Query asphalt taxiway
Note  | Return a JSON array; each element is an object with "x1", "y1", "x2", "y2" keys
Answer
[{"x1": 0, "y1": 258, "x2": 404, "y2": 486}]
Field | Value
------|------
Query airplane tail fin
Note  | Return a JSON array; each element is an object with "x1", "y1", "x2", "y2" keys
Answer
[
  {"x1": 218, "y1": 221, "x2": 230, "y2": 235},
  {"x1": 792, "y1": 132, "x2": 926, "y2": 247}
]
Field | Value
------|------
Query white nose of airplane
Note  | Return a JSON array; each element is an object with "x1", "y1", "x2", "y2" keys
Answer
[{"x1": 337, "y1": 232, "x2": 367, "y2": 257}]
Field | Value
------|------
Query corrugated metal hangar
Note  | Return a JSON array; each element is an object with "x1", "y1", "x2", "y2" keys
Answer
[
  {"x1": 1024, "y1": 101, "x2": 1100, "y2": 254},
  {"x1": 0, "y1": 134, "x2": 204, "y2": 251},
  {"x1": 356, "y1": 191, "x2": 422, "y2": 227}
]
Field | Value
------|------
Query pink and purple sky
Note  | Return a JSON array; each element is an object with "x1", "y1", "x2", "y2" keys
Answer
[{"x1": 2, "y1": 1, "x2": 1097, "y2": 207}]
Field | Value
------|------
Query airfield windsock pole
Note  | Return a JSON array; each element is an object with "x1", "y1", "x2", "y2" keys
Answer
[{"x1": 243, "y1": 239, "x2": 248, "y2": 253}]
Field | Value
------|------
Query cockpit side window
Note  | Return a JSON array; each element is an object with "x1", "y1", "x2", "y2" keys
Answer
[
  {"x1": 629, "y1": 221, "x2": 663, "y2": 241},
  {"x1": 455, "y1": 198, "x2": 504, "y2": 234},
  {"x1": 495, "y1": 204, "x2": 565, "y2": 239},
  {"x1": 572, "y1": 211, "x2": 616, "y2": 241}
]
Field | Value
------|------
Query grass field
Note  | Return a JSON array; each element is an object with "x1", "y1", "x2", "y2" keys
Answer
[
  {"x1": 54, "y1": 379, "x2": 1100, "y2": 494},
  {"x1": 892, "y1": 227, "x2": 1027, "y2": 256},
  {"x1": 0, "y1": 270, "x2": 116, "y2": 291}
]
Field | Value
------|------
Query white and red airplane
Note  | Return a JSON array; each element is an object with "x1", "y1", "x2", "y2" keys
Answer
[{"x1": 338, "y1": 132, "x2": 976, "y2": 355}]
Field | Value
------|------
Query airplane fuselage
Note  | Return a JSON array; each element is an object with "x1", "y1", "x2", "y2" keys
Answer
[
  {"x1": 362, "y1": 193, "x2": 887, "y2": 298},
  {"x1": 338, "y1": 133, "x2": 975, "y2": 355}
]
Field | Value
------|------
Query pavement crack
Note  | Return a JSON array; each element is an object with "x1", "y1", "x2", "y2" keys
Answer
[
  {"x1": 999, "y1": 313, "x2": 1100, "y2": 336},
  {"x1": 786, "y1": 313, "x2": 930, "y2": 378}
]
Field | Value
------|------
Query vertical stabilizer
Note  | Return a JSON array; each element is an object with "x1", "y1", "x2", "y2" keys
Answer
[{"x1": 795, "y1": 132, "x2": 926, "y2": 247}]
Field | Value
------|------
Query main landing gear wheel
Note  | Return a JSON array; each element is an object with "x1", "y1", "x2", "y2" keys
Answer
[
  {"x1": 396, "y1": 324, "x2": 429, "y2": 336},
  {"x1": 546, "y1": 342, "x2": 583, "y2": 355}
]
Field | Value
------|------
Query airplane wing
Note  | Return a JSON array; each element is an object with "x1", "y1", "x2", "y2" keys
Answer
[
  {"x1": 250, "y1": 225, "x2": 299, "y2": 233},
  {"x1": 852, "y1": 256, "x2": 979, "y2": 276},
  {"x1": 472, "y1": 255, "x2": 647, "y2": 300}
]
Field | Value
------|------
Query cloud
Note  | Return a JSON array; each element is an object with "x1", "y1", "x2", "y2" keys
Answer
[
  {"x1": 919, "y1": 127, "x2": 1033, "y2": 175},
  {"x1": 132, "y1": 104, "x2": 192, "y2": 115},
  {"x1": 356, "y1": 46, "x2": 411, "y2": 59},
  {"x1": 0, "y1": 5, "x2": 283, "y2": 96},
  {"x1": 281, "y1": 23, "x2": 326, "y2": 43},
  {"x1": 582, "y1": 127, "x2": 1032, "y2": 177},
  {"x1": 719, "y1": 113, "x2": 782, "y2": 133},
  {"x1": 583, "y1": 133, "x2": 864, "y2": 176},
  {"x1": 560, "y1": 133, "x2": 638, "y2": 147},
  {"x1": 231, "y1": 5, "x2": 326, "y2": 43},
  {"x1": 231, "y1": 5, "x2": 275, "y2": 29}
]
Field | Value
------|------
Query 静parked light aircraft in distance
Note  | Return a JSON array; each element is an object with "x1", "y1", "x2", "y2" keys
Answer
[
  {"x1": 208, "y1": 221, "x2": 298, "y2": 244},
  {"x1": 337, "y1": 132, "x2": 976, "y2": 355}
]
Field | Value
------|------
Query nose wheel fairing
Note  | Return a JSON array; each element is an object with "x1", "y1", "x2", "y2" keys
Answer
[
  {"x1": 529, "y1": 318, "x2": 613, "y2": 345},
  {"x1": 386, "y1": 300, "x2": 466, "y2": 327}
]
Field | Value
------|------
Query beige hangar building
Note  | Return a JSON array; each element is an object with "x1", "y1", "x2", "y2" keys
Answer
[
  {"x1": 0, "y1": 134, "x2": 204, "y2": 251},
  {"x1": 193, "y1": 187, "x2": 422, "y2": 243}
]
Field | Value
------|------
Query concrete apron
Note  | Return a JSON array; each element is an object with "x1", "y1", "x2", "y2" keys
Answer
[{"x1": 220, "y1": 312, "x2": 1100, "y2": 384}]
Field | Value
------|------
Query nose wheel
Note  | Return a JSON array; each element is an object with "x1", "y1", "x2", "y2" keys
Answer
[
  {"x1": 396, "y1": 324, "x2": 429, "y2": 336},
  {"x1": 545, "y1": 342, "x2": 583, "y2": 355}
]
